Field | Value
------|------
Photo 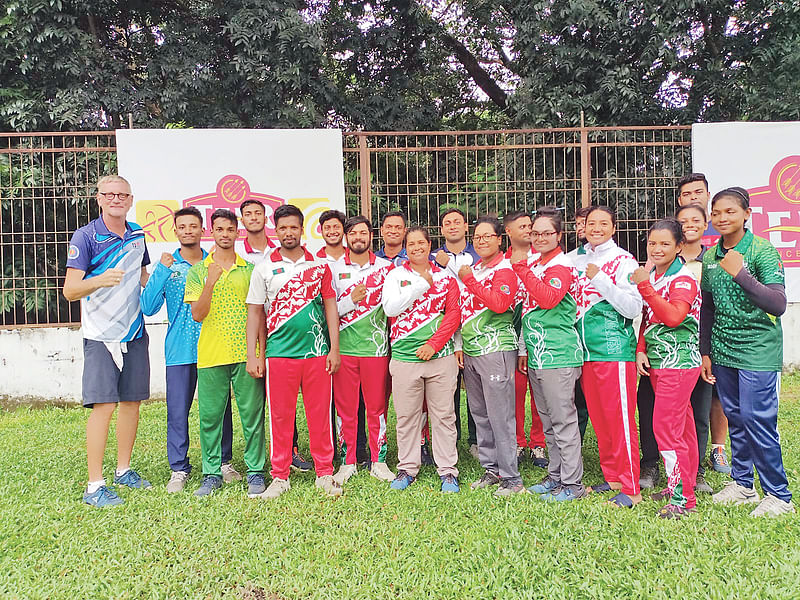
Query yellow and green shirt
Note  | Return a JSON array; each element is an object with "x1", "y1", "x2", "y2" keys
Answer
[{"x1": 184, "y1": 253, "x2": 253, "y2": 369}]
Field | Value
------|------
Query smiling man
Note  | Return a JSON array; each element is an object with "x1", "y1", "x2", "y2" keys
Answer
[
  {"x1": 317, "y1": 210, "x2": 347, "y2": 262},
  {"x1": 239, "y1": 199, "x2": 276, "y2": 262},
  {"x1": 184, "y1": 209, "x2": 267, "y2": 499},
  {"x1": 376, "y1": 211, "x2": 408, "y2": 265},
  {"x1": 246, "y1": 204, "x2": 343, "y2": 499},
  {"x1": 63, "y1": 175, "x2": 152, "y2": 507}
]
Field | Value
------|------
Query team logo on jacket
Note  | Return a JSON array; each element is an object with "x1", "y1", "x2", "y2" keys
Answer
[
  {"x1": 400, "y1": 280, "x2": 411, "y2": 287},
  {"x1": 67, "y1": 245, "x2": 79, "y2": 260},
  {"x1": 273, "y1": 267, "x2": 285, "y2": 275},
  {"x1": 339, "y1": 272, "x2": 351, "y2": 280},
  {"x1": 548, "y1": 277, "x2": 562, "y2": 289},
  {"x1": 674, "y1": 281, "x2": 691, "y2": 290},
  {"x1": 499, "y1": 284, "x2": 510, "y2": 294}
]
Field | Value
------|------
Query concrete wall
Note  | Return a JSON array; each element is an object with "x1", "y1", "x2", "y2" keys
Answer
[{"x1": 3, "y1": 305, "x2": 800, "y2": 403}]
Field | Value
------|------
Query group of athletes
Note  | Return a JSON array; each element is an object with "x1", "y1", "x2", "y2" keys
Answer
[{"x1": 64, "y1": 172, "x2": 794, "y2": 518}]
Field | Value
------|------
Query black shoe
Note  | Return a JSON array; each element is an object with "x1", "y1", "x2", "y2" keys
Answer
[
  {"x1": 420, "y1": 442, "x2": 434, "y2": 466},
  {"x1": 291, "y1": 447, "x2": 313, "y2": 472}
]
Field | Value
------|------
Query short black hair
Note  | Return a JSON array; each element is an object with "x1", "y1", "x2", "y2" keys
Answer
[
  {"x1": 274, "y1": 204, "x2": 304, "y2": 227},
  {"x1": 533, "y1": 206, "x2": 563, "y2": 234},
  {"x1": 575, "y1": 205, "x2": 592, "y2": 219},
  {"x1": 174, "y1": 206, "x2": 203, "y2": 226},
  {"x1": 586, "y1": 205, "x2": 617, "y2": 227},
  {"x1": 210, "y1": 208, "x2": 238, "y2": 228},
  {"x1": 240, "y1": 199, "x2": 265, "y2": 212},
  {"x1": 503, "y1": 210, "x2": 531, "y2": 228},
  {"x1": 677, "y1": 173, "x2": 709, "y2": 193},
  {"x1": 474, "y1": 215, "x2": 502, "y2": 236},
  {"x1": 674, "y1": 204, "x2": 707, "y2": 222},
  {"x1": 381, "y1": 211, "x2": 407, "y2": 226},
  {"x1": 319, "y1": 209, "x2": 346, "y2": 228},
  {"x1": 405, "y1": 225, "x2": 430, "y2": 242},
  {"x1": 344, "y1": 215, "x2": 372, "y2": 234},
  {"x1": 440, "y1": 207, "x2": 466, "y2": 223},
  {"x1": 649, "y1": 218, "x2": 685, "y2": 245},
  {"x1": 712, "y1": 187, "x2": 750, "y2": 210}
]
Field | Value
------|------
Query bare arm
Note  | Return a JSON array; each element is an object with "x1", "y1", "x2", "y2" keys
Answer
[
  {"x1": 246, "y1": 303, "x2": 266, "y2": 378},
  {"x1": 323, "y1": 295, "x2": 341, "y2": 374},
  {"x1": 62, "y1": 267, "x2": 125, "y2": 301}
]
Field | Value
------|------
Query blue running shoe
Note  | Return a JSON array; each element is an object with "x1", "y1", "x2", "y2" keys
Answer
[
  {"x1": 247, "y1": 474, "x2": 267, "y2": 498},
  {"x1": 440, "y1": 474, "x2": 460, "y2": 493},
  {"x1": 83, "y1": 485, "x2": 124, "y2": 508},
  {"x1": 528, "y1": 476, "x2": 560, "y2": 495},
  {"x1": 542, "y1": 487, "x2": 585, "y2": 502},
  {"x1": 114, "y1": 469, "x2": 151, "y2": 489},
  {"x1": 194, "y1": 475, "x2": 223, "y2": 497},
  {"x1": 390, "y1": 470, "x2": 416, "y2": 491},
  {"x1": 710, "y1": 448, "x2": 732, "y2": 475}
]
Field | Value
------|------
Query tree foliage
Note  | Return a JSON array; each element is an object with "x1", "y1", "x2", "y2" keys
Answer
[{"x1": 1, "y1": 0, "x2": 799, "y2": 130}]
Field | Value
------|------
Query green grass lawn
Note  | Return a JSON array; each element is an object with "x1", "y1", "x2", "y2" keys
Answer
[{"x1": 2, "y1": 376, "x2": 800, "y2": 600}]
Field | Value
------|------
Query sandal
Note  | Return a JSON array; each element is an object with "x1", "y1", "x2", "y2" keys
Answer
[
  {"x1": 607, "y1": 492, "x2": 634, "y2": 508},
  {"x1": 590, "y1": 481, "x2": 612, "y2": 493}
]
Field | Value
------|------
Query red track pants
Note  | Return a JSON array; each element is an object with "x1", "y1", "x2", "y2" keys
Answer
[
  {"x1": 515, "y1": 369, "x2": 545, "y2": 448},
  {"x1": 333, "y1": 355, "x2": 390, "y2": 464},
  {"x1": 651, "y1": 367, "x2": 700, "y2": 509},
  {"x1": 581, "y1": 361, "x2": 640, "y2": 496},
  {"x1": 267, "y1": 356, "x2": 334, "y2": 480}
]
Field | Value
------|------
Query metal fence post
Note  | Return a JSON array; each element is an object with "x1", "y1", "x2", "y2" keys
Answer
[
  {"x1": 580, "y1": 113, "x2": 591, "y2": 208},
  {"x1": 358, "y1": 135, "x2": 372, "y2": 220}
]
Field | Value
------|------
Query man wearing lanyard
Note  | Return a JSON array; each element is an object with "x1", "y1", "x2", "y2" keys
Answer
[{"x1": 432, "y1": 208, "x2": 479, "y2": 458}]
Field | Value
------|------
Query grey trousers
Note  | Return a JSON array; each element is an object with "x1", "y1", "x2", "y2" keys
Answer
[
  {"x1": 463, "y1": 350, "x2": 521, "y2": 484},
  {"x1": 528, "y1": 366, "x2": 584, "y2": 491}
]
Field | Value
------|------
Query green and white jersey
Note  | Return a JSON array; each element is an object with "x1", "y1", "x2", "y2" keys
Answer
[
  {"x1": 458, "y1": 253, "x2": 518, "y2": 357},
  {"x1": 641, "y1": 259, "x2": 701, "y2": 369},
  {"x1": 514, "y1": 249, "x2": 583, "y2": 369},
  {"x1": 330, "y1": 251, "x2": 393, "y2": 357},
  {"x1": 701, "y1": 230, "x2": 784, "y2": 371},
  {"x1": 246, "y1": 247, "x2": 336, "y2": 359},
  {"x1": 572, "y1": 240, "x2": 643, "y2": 362}
]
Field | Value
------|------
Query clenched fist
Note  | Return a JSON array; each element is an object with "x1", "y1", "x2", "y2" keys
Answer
[
  {"x1": 96, "y1": 268, "x2": 126, "y2": 288},
  {"x1": 631, "y1": 267, "x2": 650, "y2": 285},
  {"x1": 350, "y1": 282, "x2": 367, "y2": 304},
  {"x1": 458, "y1": 265, "x2": 472, "y2": 281},
  {"x1": 206, "y1": 262, "x2": 224, "y2": 287},
  {"x1": 435, "y1": 250, "x2": 451, "y2": 267},
  {"x1": 585, "y1": 263, "x2": 600, "y2": 280},
  {"x1": 160, "y1": 252, "x2": 174, "y2": 267},
  {"x1": 720, "y1": 249, "x2": 744, "y2": 277}
]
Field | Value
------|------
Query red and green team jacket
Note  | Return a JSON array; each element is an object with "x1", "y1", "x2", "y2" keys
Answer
[{"x1": 382, "y1": 261, "x2": 461, "y2": 363}]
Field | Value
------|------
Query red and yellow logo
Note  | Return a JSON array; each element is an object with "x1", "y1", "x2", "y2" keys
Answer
[
  {"x1": 136, "y1": 174, "x2": 328, "y2": 245},
  {"x1": 749, "y1": 156, "x2": 800, "y2": 264}
]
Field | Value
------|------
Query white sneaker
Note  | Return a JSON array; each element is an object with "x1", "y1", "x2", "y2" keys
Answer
[
  {"x1": 370, "y1": 462, "x2": 395, "y2": 482},
  {"x1": 260, "y1": 477, "x2": 290, "y2": 499},
  {"x1": 315, "y1": 474, "x2": 344, "y2": 497},
  {"x1": 221, "y1": 463, "x2": 242, "y2": 483},
  {"x1": 469, "y1": 444, "x2": 480, "y2": 460},
  {"x1": 712, "y1": 480, "x2": 760, "y2": 505},
  {"x1": 750, "y1": 494, "x2": 796, "y2": 518},
  {"x1": 166, "y1": 470, "x2": 189, "y2": 493},
  {"x1": 333, "y1": 463, "x2": 358, "y2": 485}
]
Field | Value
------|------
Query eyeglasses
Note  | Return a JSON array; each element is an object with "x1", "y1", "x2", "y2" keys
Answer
[
  {"x1": 530, "y1": 231, "x2": 557, "y2": 239},
  {"x1": 473, "y1": 234, "x2": 499, "y2": 242},
  {"x1": 99, "y1": 192, "x2": 132, "y2": 200}
]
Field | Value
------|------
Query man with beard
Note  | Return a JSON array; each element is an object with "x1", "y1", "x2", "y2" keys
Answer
[
  {"x1": 184, "y1": 209, "x2": 266, "y2": 498},
  {"x1": 246, "y1": 204, "x2": 343, "y2": 498},
  {"x1": 317, "y1": 210, "x2": 347, "y2": 262},
  {"x1": 239, "y1": 198, "x2": 312, "y2": 473},
  {"x1": 141, "y1": 207, "x2": 238, "y2": 492},
  {"x1": 330, "y1": 216, "x2": 396, "y2": 485}
]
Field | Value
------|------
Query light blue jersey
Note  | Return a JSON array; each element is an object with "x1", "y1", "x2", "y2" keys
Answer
[{"x1": 141, "y1": 248, "x2": 207, "y2": 366}]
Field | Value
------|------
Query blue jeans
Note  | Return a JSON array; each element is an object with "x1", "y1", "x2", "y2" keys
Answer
[
  {"x1": 712, "y1": 365, "x2": 791, "y2": 501},
  {"x1": 166, "y1": 364, "x2": 233, "y2": 473}
]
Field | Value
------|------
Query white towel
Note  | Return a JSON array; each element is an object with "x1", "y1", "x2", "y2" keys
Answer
[{"x1": 103, "y1": 341, "x2": 128, "y2": 371}]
